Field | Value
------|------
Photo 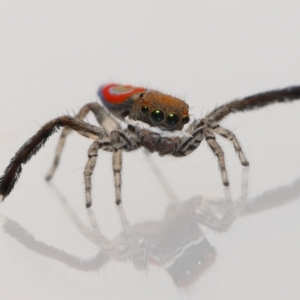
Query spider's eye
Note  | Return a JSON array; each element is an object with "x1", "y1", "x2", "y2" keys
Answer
[
  {"x1": 141, "y1": 106, "x2": 149, "y2": 114},
  {"x1": 182, "y1": 116, "x2": 190, "y2": 124},
  {"x1": 166, "y1": 113, "x2": 179, "y2": 127},
  {"x1": 151, "y1": 109, "x2": 165, "y2": 123}
]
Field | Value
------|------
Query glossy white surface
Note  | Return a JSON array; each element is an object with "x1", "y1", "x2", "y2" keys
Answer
[{"x1": 1, "y1": 2, "x2": 300, "y2": 299}]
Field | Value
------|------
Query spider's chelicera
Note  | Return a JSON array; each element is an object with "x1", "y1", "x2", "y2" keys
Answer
[{"x1": 0, "y1": 83, "x2": 300, "y2": 207}]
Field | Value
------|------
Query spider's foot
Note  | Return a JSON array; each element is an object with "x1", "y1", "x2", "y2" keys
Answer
[
  {"x1": 45, "y1": 169, "x2": 54, "y2": 181},
  {"x1": 221, "y1": 169, "x2": 229, "y2": 186},
  {"x1": 116, "y1": 199, "x2": 121, "y2": 205},
  {"x1": 85, "y1": 193, "x2": 92, "y2": 208},
  {"x1": 45, "y1": 175, "x2": 52, "y2": 181},
  {"x1": 238, "y1": 152, "x2": 249, "y2": 166}
]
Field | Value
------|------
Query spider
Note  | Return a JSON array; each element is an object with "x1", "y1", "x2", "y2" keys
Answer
[{"x1": 0, "y1": 83, "x2": 300, "y2": 208}]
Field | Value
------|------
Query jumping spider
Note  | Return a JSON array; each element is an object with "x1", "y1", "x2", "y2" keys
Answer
[{"x1": 0, "y1": 83, "x2": 300, "y2": 207}]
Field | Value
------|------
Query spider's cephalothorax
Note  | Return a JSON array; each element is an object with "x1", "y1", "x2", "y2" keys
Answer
[
  {"x1": 1, "y1": 83, "x2": 300, "y2": 208},
  {"x1": 99, "y1": 84, "x2": 190, "y2": 131}
]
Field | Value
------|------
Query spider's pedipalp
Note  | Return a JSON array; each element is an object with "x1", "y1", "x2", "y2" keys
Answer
[
  {"x1": 110, "y1": 130, "x2": 139, "y2": 152},
  {"x1": 213, "y1": 125, "x2": 249, "y2": 166},
  {"x1": 172, "y1": 127, "x2": 204, "y2": 157},
  {"x1": 203, "y1": 127, "x2": 229, "y2": 186}
]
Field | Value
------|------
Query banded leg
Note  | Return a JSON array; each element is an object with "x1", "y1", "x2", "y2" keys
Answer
[
  {"x1": 113, "y1": 150, "x2": 122, "y2": 205},
  {"x1": 84, "y1": 140, "x2": 101, "y2": 208},
  {"x1": 110, "y1": 129, "x2": 139, "y2": 151},
  {"x1": 173, "y1": 128, "x2": 204, "y2": 157},
  {"x1": 213, "y1": 126, "x2": 249, "y2": 166},
  {"x1": 203, "y1": 127, "x2": 229, "y2": 186},
  {"x1": 46, "y1": 103, "x2": 119, "y2": 180},
  {"x1": 109, "y1": 130, "x2": 139, "y2": 205},
  {"x1": 84, "y1": 138, "x2": 113, "y2": 208},
  {"x1": 0, "y1": 116, "x2": 106, "y2": 201}
]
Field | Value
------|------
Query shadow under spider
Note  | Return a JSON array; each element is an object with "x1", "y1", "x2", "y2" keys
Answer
[{"x1": 1, "y1": 168, "x2": 300, "y2": 287}]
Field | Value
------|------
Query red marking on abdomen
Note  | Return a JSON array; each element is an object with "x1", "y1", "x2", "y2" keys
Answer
[{"x1": 100, "y1": 84, "x2": 146, "y2": 104}]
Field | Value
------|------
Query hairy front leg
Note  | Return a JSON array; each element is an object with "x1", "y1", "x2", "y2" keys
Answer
[
  {"x1": 46, "y1": 103, "x2": 118, "y2": 180},
  {"x1": 0, "y1": 116, "x2": 106, "y2": 201}
]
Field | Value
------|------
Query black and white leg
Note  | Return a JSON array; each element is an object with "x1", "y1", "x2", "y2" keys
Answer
[
  {"x1": 84, "y1": 140, "x2": 101, "y2": 208},
  {"x1": 113, "y1": 150, "x2": 122, "y2": 205},
  {"x1": 84, "y1": 137, "x2": 116, "y2": 208},
  {"x1": 172, "y1": 127, "x2": 204, "y2": 157},
  {"x1": 212, "y1": 125, "x2": 249, "y2": 166},
  {"x1": 203, "y1": 127, "x2": 229, "y2": 186},
  {"x1": 83, "y1": 128, "x2": 140, "y2": 207},
  {"x1": 109, "y1": 130, "x2": 140, "y2": 205}
]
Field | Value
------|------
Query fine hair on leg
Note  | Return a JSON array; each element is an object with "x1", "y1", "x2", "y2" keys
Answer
[
  {"x1": 0, "y1": 116, "x2": 106, "y2": 200},
  {"x1": 46, "y1": 103, "x2": 118, "y2": 180},
  {"x1": 203, "y1": 127, "x2": 229, "y2": 186}
]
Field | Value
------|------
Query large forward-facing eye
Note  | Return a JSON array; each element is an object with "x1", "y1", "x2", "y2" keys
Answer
[
  {"x1": 166, "y1": 113, "x2": 179, "y2": 126},
  {"x1": 151, "y1": 109, "x2": 165, "y2": 123}
]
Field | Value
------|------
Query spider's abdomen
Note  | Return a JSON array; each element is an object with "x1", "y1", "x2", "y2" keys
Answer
[{"x1": 98, "y1": 83, "x2": 146, "y2": 120}]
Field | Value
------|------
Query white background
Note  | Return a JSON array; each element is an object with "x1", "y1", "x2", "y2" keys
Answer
[{"x1": 1, "y1": 1, "x2": 300, "y2": 299}]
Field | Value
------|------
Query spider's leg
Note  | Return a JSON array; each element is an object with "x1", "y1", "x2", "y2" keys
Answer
[
  {"x1": 84, "y1": 138, "x2": 113, "y2": 208},
  {"x1": 109, "y1": 130, "x2": 140, "y2": 205},
  {"x1": 207, "y1": 86, "x2": 300, "y2": 122},
  {"x1": 0, "y1": 116, "x2": 106, "y2": 201},
  {"x1": 45, "y1": 104, "x2": 92, "y2": 180},
  {"x1": 172, "y1": 127, "x2": 205, "y2": 157},
  {"x1": 45, "y1": 127, "x2": 71, "y2": 180},
  {"x1": 84, "y1": 140, "x2": 102, "y2": 208},
  {"x1": 212, "y1": 125, "x2": 249, "y2": 166},
  {"x1": 113, "y1": 149, "x2": 122, "y2": 205},
  {"x1": 46, "y1": 103, "x2": 119, "y2": 180},
  {"x1": 203, "y1": 127, "x2": 229, "y2": 186}
]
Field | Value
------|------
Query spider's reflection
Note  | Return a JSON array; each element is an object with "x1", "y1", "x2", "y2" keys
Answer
[{"x1": 2, "y1": 169, "x2": 300, "y2": 287}]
